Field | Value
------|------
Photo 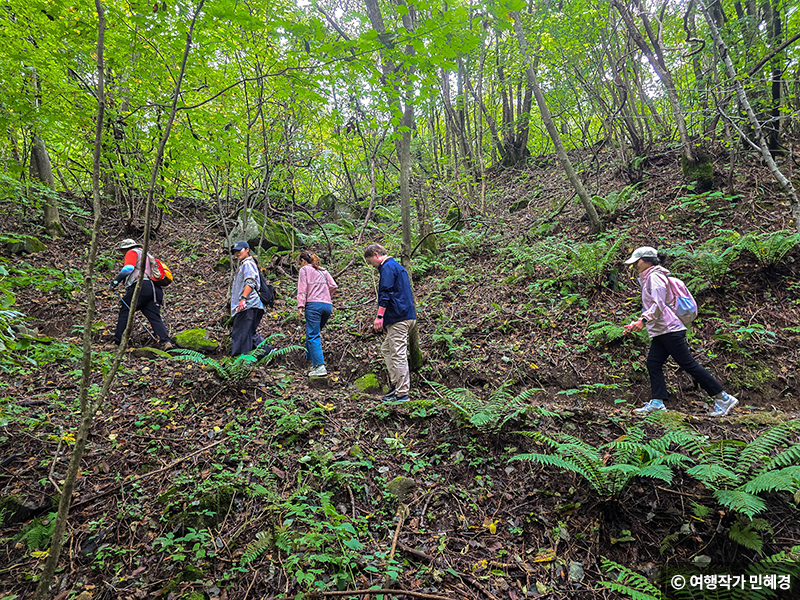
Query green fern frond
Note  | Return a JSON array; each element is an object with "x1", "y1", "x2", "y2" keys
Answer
[
  {"x1": 660, "y1": 530, "x2": 682, "y2": 557},
  {"x1": 15, "y1": 512, "x2": 57, "y2": 550},
  {"x1": 739, "y1": 230, "x2": 800, "y2": 267},
  {"x1": 509, "y1": 453, "x2": 595, "y2": 488},
  {"x1": 742, "y1": 466, "x2": 800, "y2": 494},
  {"x1": 635, "y1": 464, "x2": 674, "y2": 484},
  {"x1": 597, "y1": 557, "x2": 662, "y2": 599},
  {"x1": 739, "y1": 422, "x2": 799, "y2": 474},
  {"x1": 714, "y1": 489, "x2": 767, "y2": 519},
  {"x1": 761, "y1": 442, "x2": 800, "y2": 471},
  {"x1": 729, "y1": 518, "x2": 772, "y2": 553},
  {"x1": 170, "y1": 349, "x2": 222, "y2": 370},
  {"x1": 686, "y1": 463, "x2": 740, "y2": 487},
  {"x1": 241, "y1": 530, "x2": 272, "y2": 565},
  {"x1": 274, "y1": 530, "x2": 292, "y2": 552},
  {"x1": 651, "y1": 453, "x2": 691, "y2": 468}
]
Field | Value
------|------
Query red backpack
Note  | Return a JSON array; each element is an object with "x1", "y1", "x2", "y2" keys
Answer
[{"x1": 148, "y1": 255, "x2": 173, "y2": 287}]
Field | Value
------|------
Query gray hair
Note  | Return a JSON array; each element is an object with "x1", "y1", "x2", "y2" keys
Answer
[{"x1": 363, "y1": 243, "x2": 388, "y2": 258}]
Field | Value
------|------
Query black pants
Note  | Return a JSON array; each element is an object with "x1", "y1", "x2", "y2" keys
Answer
[
  {"x1": 114, "y1": 283, "x2": 170, "y2": 344},
  {"x1": 647, "y1": 330, "x2": 723, "y2": 401},
  {"x1": 231, "y1": 307, "x2": 265, "y2": 356}
]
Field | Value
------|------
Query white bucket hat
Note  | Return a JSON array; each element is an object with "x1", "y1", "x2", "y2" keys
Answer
[
  {"x1": 624, "y1": 246, "x2": 658, "y2": 264},
  {"x1": 116, "y1": 238, "x2": 142, "y2": 251}
]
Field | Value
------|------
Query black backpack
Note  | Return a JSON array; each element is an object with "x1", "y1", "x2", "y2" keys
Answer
[{"x1": 257, "y1": 269, "x2": 275, "y2": 309}]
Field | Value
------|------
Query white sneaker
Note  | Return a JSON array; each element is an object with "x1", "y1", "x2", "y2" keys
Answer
[
  {"x1": 633, "y1": 399, "x2": 666, "y2": 415},
  {"x1": 308, "y1": 364, "x2": 327, "y2": 377},
  {"x1": 708, "y1": 392, "x2": 738, "y2": 417}
]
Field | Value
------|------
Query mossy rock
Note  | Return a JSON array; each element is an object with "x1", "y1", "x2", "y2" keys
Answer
[
  {"x1": 354, "y1": 373, "x2": 381, "y2": 394},
  {"x1": 181, "y1": 565, "x2": 204, "y2": 582},
  {"x1": 728, "y1": 363, "x2": 776, "y2": 391},
  {"x1": 2, "y1": 233, "x2": 46, "y2": 255},
  {"x1": 214, "y1": 255, "x2": 231, "y2": 273},
  {"x1": 386, "y1": 476, "x2": 416, "y2": 502},
  {"x1": 317, "y1": 193, "x2": 336, "y2": 211},
  {"x1": 0, "y1": 493, "x2": 42, "y2": 526},
  {"x1": 181, "y1": 486, "x2": 235, "y2": 529},
  {"x1": 681, "y1": 148, "x2": 714, "y2": 191},
  {"x1": 510, "y1": 198, "x2": 530, "y2": 213},
  {"x1": 226, "y1": 210, "x2": 299, "y2": 251},
  {"x1": 731, "y1": 412, "x2": 787, "y2": 429},
  {"x1": 174, "y1": 329, "x2": 218, "y2": 354},
  {"x1": 446, "y1": 206, "x2": 464, "y2": 231}
]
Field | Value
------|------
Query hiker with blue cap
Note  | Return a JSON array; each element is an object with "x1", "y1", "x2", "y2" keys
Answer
[
  {"x1": 229, "y1": 241, "x2": 265, "y2": 356},
  {"x1": 623, "y1": 245, "x2": 738, "y2": 417}
]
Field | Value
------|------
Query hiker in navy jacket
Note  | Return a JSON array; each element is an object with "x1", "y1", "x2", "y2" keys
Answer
[{"x1": 364, "y1": 243, "x2": 417, "y2": 402}]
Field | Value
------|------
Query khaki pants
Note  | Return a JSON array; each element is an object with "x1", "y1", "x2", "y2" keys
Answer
[{"x1": 381, "y1": 319, "x2": 417, "y2": 396}]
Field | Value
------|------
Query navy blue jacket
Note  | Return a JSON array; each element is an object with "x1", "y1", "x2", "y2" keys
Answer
[{"x1": 378, "y1": 257, "x2": 416, "y2": 327}]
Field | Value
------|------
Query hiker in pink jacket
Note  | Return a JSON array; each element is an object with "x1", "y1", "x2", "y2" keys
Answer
[
  {"x1": 297, "y1": 252, "x2": 338, "y2": 377},
  {"x1": 622, "y1": 246, "x2": 738, "y2": 417}
]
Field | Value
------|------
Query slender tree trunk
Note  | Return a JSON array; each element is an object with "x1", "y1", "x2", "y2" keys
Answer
[
  {"x1": 33, "y1": 4, "x2": 206, "y2": 598},
  {"x1": 612, "y1": 0, "x2": 700, "y2": 168},
  {"x1": 698, "y1": 0, "x2": 800, "y2": 231},
  {"x1": 511, "y1": 12, "x2": 602, "y2": 232},
  {"x1": 30, "y1": 134, "x2": 66, "y2": 238}
]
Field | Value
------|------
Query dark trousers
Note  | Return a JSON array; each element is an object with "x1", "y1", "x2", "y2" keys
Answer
[
  {"x1": 647, "y1": 330, "x2": 723, "y2": 401},
  {"x1": 114, "y1": 283, "x2": 170, "y2": 344},
  {"x1": 231, "y1": 307, "x2": 265, "y2": 356}
]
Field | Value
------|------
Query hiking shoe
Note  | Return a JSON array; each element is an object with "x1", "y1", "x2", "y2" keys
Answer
[
  {"x1": 381, "y1": 386, "x2": 397, "y2": 401},
  {"x1": 708, "y1": 392, "x2": 738, "y2": 418},
  {"x1": 308, "y1": 364, "x2": 327, "y2": 377},
  {"x1": 634, "y1": 399, "x2": 666, "y2": 415},
  {"x1": 394, "y1": 394, "x2": 411, "y2": 403},
  {"x1": 162, "y1": 341, "x2": 175, "y2": 351}
]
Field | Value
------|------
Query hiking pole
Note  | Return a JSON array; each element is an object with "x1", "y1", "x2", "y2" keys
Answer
[{"x1": 112, "y1": 287, "x2": 158, "y2": 342}]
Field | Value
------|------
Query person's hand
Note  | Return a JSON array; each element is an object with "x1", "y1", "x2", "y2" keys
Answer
[
  {"x1": 298, "y1": 307, "x2": 304, "y2": 318},
  {"x1": 624, "y1": 319, "x2": 644, "y2": 334},
  {"x1": 236, "y1": 298, "x2": 246, "y2": 314},
  {"x1": 373, "y1": 316, "x2": 384, "y2": 332}
]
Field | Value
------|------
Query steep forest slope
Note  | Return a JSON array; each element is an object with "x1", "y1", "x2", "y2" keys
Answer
[{"x1": 1, "y1": 144, "x2": 800, "y2": 600}]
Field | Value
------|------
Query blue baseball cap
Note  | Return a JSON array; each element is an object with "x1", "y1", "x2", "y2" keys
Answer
[{"x1": 231, "y1": 240, "x2": 249, "y2": 252}]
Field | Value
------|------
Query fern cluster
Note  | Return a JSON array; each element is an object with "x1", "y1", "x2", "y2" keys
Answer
[
  {"x1": 674, "y1": 419, "x2": 800, "y2": 519},
  {"x1": 14, "y1": 512, "x2": 58, "y2": 550},
  {"x1": 512, "y1": 421, "x2": 689, "y2": 499},
  {"x1": 587, "y1": 320, "x2": 627, "y2": 346},
  {"x1": 596, "y1": 557, "x2": 662, "y2": 600},
  {"x1": 429, "y1": 381, "x2": 551, "y2": 433},
  {"x1": 739, "y1": 230, "x2": 800, "y2": 267},
  {"x1": 591, "y1": 184, "x2": 641, "y2": 218},
  {"x1": 170, "y1": 334, "x2": 301, "y2": 382}
]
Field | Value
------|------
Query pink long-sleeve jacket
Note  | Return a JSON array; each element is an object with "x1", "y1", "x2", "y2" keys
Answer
[
  {"x1": 297, "y1": 264, "x2": 338, "y2": 308},
  {"x1": 638, "y1": 265, "x2": 685, "y2": 338}
]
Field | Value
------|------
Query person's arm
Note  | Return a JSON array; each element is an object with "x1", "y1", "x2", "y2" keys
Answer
[
  {"x1": 297, "y1": 267, "x2": 308, "y2": 315},
  {"x1": 625, "y1": 277, "x2": 664, "y2": 333},
  {"x1": 235, "y1": 261, "x2": 259, "y2": 313},
  {"x1": 374, "y1": 263, "x2": 395, "y2": 331},
  {"x1": 325, "y1": 271, "x2": 338, "y2": 294},
  {"x1": 112, "y1": 250, "x2": 140, "y2": 286}
]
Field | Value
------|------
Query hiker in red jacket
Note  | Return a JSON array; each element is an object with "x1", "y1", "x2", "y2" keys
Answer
[{"x1": 109, "y1": 239, "x2": 172, "y2": 349}]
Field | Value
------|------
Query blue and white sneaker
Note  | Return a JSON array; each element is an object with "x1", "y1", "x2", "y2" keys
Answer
[
  {"x1": 634, "y1": 399, "x2": 666, "y2": 415},
  {"x1": 708, "y1": 392, "x2": 738, "y2": 417}
]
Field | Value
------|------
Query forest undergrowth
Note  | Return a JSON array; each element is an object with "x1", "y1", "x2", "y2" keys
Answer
[{"x1": 1, "y1": 144, "x2": 800, "y2": 600}]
